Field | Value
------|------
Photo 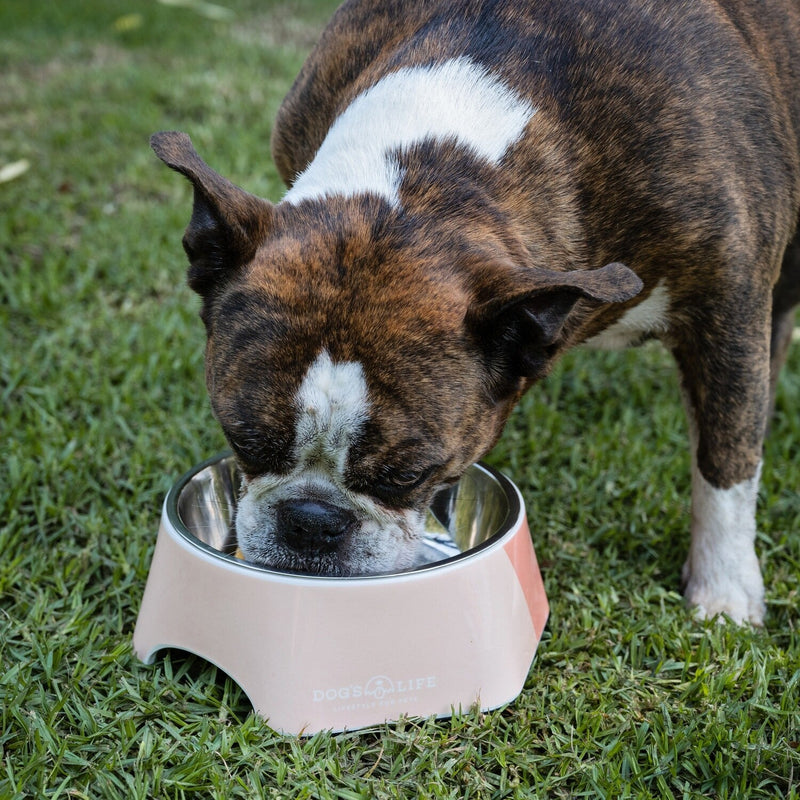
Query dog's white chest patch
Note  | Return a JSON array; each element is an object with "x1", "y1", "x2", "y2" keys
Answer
[
  {"x1": 283, "y1": 56, "x2": 537, "y2": 206},
  {"x1": 584, "y1": 280, "x2": 671, "y2": 349},
  {"x1": 294, "y1": 351, "x2": 370, "y2": 476}
]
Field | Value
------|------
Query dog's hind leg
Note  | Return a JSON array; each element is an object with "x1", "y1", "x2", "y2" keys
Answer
[{"x1": 769, "y1": 230, "x2": 800, "y2": 417}]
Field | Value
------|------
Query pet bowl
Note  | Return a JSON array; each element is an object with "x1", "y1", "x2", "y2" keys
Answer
[{"x1": 133, "y1": 453, "x2": 548, "y2": 734}]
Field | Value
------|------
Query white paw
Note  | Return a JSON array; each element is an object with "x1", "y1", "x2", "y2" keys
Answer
[
  {"x1": 682, "y1": 558, "x2": 765, "y2": 626},
  {"x1": 681, "y1": 456, "x2": 766, "y2": 626}
]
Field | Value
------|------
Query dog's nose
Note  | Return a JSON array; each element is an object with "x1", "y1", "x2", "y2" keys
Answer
[{"x1": 276, "y1": 499, "x2": 356, "y2": 552}]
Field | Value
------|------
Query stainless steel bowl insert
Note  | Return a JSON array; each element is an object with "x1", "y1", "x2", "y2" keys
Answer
[{"x1": 168, "y1": 453, "x2": 520, "y2": 576}]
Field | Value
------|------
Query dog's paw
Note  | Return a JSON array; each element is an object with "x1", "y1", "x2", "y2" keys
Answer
[{"x1": 681, "y1": 557, "x2": 766, "y2": 626}]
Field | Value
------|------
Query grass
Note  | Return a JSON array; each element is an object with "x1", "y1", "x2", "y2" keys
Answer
[{"x1": 1, "y1": 0, "x2": 798, "y2": 797}]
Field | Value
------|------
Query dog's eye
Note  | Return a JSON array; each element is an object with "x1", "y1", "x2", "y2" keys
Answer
[
  {"x1": 225, "y1": 432, "x2": 288, "y2": 477},
  {"x1": 377, "y1": 465, "x2": 436, "y2": 492},
  {"x1": 348, "y1": 464, "x2": 439, "y2": 506},
  {"x1": 347, "y1": 465, "x2": 437, "y2": 509},
  {"x1": 383, "y1": 469, "x2": 424, "y2": 488}
]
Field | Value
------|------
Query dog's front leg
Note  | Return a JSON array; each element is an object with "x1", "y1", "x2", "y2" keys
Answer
[{"x1": 673, "y1": 303, "x2": 771, "y2": 625}]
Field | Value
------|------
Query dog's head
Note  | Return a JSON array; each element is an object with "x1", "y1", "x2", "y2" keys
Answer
[{"x1": 152, "y1": 132, "x2": 641, "y2": 575}]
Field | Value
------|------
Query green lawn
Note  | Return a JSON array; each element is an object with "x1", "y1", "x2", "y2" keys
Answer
[{"x1": 1, "y1": 1, "x2": 798, "y2": 797}]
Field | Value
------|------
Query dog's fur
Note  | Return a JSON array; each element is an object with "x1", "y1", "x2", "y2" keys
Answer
[{"x1": 152, "y1": 0, "x2": 800, "y2": 624}]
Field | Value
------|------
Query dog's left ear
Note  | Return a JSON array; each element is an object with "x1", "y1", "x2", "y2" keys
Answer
[
  {"x1": 151, "y1": 131, "x2": 274, "y2": 295},
  {"x1": 468, "y1": 261, "x2": 643, "y2": 389}
]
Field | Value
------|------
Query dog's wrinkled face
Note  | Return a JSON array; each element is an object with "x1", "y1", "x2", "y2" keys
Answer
[
  {"x1": 233, "y1": 351, "x2": 419, "y2": 575},
  {"x1": 151, "y1": 131, "x2": 641, "y2": 575},
  {"x1": 205, "y1": 205, "x2": 511, "y2": 575},
  {"x1": 232, "y1": 349, "x2": 466, "y2": 575}
]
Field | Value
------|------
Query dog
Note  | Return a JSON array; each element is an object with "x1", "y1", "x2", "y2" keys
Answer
[{"x1": 151, "y1": 0, "x2": 800, "y2": 625}]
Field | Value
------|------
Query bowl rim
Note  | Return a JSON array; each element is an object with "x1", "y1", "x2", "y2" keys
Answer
[{"x1": 164, "y1": 452, "x2": 524, "y2": 581}]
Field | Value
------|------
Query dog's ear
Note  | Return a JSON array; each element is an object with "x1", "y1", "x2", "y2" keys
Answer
[
  {"x1": 468, "y1": 261, "x2": 642, "y2": 392},
  {"x1": 151, "y1": 131, "x2": 274, "y2": 294}
]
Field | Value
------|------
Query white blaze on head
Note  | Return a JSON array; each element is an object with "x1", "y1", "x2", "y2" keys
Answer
[
  {"x1": 283, "y1": 56, "x2": 538, "y2": 206},
  {"x1": 294, "y1": 350, "x2": 370, "y2": 476}
]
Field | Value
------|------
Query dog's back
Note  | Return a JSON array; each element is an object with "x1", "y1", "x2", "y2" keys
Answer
[{"x1": 273, "y1": 0, "x2": 800, "y2": 229}]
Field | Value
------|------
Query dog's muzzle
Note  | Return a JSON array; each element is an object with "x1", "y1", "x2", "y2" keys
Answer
[{"x1": 275, "y1": 498, "x2": 357, "y2": 553}]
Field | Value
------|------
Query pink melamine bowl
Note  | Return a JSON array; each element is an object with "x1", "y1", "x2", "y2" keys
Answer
[{"x1": 134, "y1": 453, "x2": 548, "y2": 734}]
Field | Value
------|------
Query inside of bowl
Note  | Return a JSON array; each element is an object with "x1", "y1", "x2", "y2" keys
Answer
[{"x1": 172, "y1": 455, "x2": 514, "y2": 569}]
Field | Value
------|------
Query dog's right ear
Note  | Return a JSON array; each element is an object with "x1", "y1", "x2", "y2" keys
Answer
[{"x1": 151, "y1": 131, "x2": 274, "y2": 294}]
